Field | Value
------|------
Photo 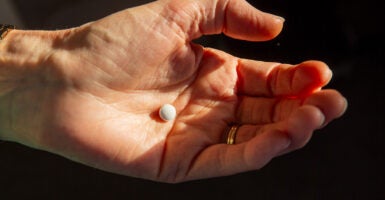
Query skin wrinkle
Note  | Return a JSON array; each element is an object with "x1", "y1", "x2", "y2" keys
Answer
[
  {"x1": 161, "y1": 0, "x2": 199, "y2": 40},
  {"x1": 289, "y1": 67, "x2": 296, "y2": 95},
  {"x1": 174, "y1": 140, "x2": 200, "y2": 182},
  {"x1": 250, "y1": 98, "x2": 259, "y2": 124},
  {"x1": 169, "y1": 0, "x2": 209, "y2": 39},
  {"x1": 172, "y1": 154, "x2": 184, "y2": 182},
  {"x1": 41, "y1": 52, "x2": 73, "y2": 86},
  {"x1": 234, "y1": 58, "x2": 247, "y2": 123},
  {"x1": 101, "y1": 30, "x2": 140, "y2": 81},
  {"x1": 175, "y1": 109, "x2": 235, "y2": 180},
  {"x1": 157, "y1": 134, "x2": 185, "y2": 182},
  {"x1": 76, "y1": 27, "x2": 162, "y2": 89},
  {"x1": 277, "y1": 65, "x2": 290, "y2": 95},
  {"x1": 89, "y1": 24, "x2": 152, "y2": 89},
  {"x1": 274, "y1": 99, "x2": 285, "y2": 123},
  {"x1": 91, "y1": 41, "x2": 128, "y2": 82},
  {"x1": 266, "y1": 63, "x2": 281, "y2": 97},
  {"x1": 231, "y1": 58, "x2": 241, "y2": 101},
  {"x1": 270, "y1": 98, "x2": 280, "y2": 123},
  {"x1": 132, "y1": 9, "x2": 193, "y2": 90},
  {"x1": 165, "y1": 46, "x2": 197, "y2": 87},
  {"x1": 218, "y1": 0, "x2": 230, "y2": 35},
  {"x1": 242, "y1": 142, "x2": 252, "y2": 170},
  {"x1": 219, "y1": 145, "x2": 230, "y2": 174},
  {"x1": 234, "y1": 59, "x2": 247, "y2": 96},
  {"x1": 171, "y1": 90, "x2": 196, "y2": 123},
  {"x1": 152, "y1": 10, "x2": 185, "y2": 43},
  {"x1": 194, "y1": 2, "x2": 206, "y2": 38},
  {"x1": 182, "y1": 3, "x2": 202, "y2": 40},
  {"x1": 252, "y1": 99, "x2": 265, "y2": 124},
  {"x1": 238, "y1": 96, "x2": 303, "y2": 125},
  {"x1": 53, "y1": 45, "x2": 113, "y2": 90},
  {"x1": 156, "y1": 129, "x2": 169, "y2": 180},
  {"x1": 234, "y1": 96, "x2": 244, "y2": 123},
  {"x1": 245, "y1": 141, "x2": 262, "y2": 169},
  {"x1": 183, "y1": 143, "x2": 207, "y2": 180}
]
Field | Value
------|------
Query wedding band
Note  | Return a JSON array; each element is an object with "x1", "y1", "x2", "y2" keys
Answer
[
  {"x1": 226, "y1": 125, "x2": 240, "y2": 145},
  {"x1": 0, "y1": 24, "x2": 15, "y2": 40}
]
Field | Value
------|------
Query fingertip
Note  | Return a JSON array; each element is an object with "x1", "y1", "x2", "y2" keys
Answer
[
  {"x1": 338, "y1": 96, "x2": 348, "y2": 118},
  {"x1": 223, "y1": 0, "x2": 284, "y2": 41},
  {"x1": 304, "y1": 90, "x2": 348, "y2": 125},
  {"x1": 285, "y1": 105, "x2": 324, "y2": 148},
  {"x1": 327, "y1": 90, "x2": 348, "y2": 119},
  {"x1": 305, "y1": 60, "x2": 333, "y2": 84},
  {"x1": 260, "y1": 13, "x2": 285, "y2": 40},
  {"x1": 293, "y1": 61, "x2": 333, "y2": 95}
]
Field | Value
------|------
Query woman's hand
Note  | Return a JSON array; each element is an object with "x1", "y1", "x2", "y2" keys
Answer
[{"x1": 0, "y1": 0, "x2": 347, "y2": 183}]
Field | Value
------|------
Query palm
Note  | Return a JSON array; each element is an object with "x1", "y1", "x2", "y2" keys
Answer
[{"x1": 47, "y1": 21, "x2": 241, "y2": 181}]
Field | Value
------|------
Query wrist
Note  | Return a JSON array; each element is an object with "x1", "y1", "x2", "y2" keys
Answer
[
  {"x1": 0, "y1": 28, "x2": 69, "y2": 143},
  {"x1": 0, "y1": 28, "x2": 64, "y2": 73}
]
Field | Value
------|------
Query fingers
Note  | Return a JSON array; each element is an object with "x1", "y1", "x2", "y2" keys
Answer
[
  {"x1": 284, "y1": 105, "x2": 325, "y2": 149},
  {"x1": 237, "y1": 60, "x2": 333, "y2": 97},
  {"x1": 236, "y1": 89, "x2": 347, "y2": 125},
  {"x1": 235, "y1": 89, "x2": 347, "y2": 150},
  {"x1": 235, "y1": 105, "x2": 325, "y2": 147},
  {"x1": 304, "y1": 89, "x2": 348, "y2": 126},
  {"x1": 236, "y1": 96, "x2": 301, "y2": 125},
  {"x1": 186, "y1": 128, "x2": 290, "y2": 180},
  {"x1": 184, "y1": 84, "x2": 347, "y2": 181},
  {"x1": 187, "y1": 105, "x2": 325, "y2": 180},
  {"x1": 165, "y1": 0, "x2": 284, "y2": 41}
]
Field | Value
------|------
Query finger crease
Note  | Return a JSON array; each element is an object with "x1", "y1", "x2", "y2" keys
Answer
[
  {"x1": 271, "y1": 98, "x2": 281, "y2": 123},
  {"x1": 220, "y1": 0, "x2": 231, "y2": 33}
]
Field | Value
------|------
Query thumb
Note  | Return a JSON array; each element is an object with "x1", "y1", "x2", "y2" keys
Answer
[{"x1": 196, "y1": 0, "x2": 285, "y2": 41}]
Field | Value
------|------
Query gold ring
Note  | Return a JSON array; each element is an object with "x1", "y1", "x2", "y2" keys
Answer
[{"x1": 226, "y1": 125, "x2": 240, "y2": 145}]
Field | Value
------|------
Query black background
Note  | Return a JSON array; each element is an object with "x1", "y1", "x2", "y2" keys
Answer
[{"x1": 1, "y1": 0, "x2": 384, "y2": 199}]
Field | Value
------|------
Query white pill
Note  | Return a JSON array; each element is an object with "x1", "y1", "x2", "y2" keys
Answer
[{"x1": 159, "y1": 104, "x2": 176, "y2": 121}]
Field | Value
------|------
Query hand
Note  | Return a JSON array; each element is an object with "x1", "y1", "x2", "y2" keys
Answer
[{"x1": 0, "y1": 0, "x2": 347, "y2": 183}]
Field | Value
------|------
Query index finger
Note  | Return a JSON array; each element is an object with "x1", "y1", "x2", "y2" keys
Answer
[{"x1": 237, "y1": 59, "x2": 333, "y2": 97}]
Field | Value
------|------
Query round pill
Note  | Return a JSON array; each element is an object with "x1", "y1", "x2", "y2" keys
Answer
[{"x1": 159, "y1": 104, "x2": 176, "y2": 121}]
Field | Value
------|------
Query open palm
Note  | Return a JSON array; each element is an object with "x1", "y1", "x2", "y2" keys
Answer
[{"x1": 4, "y1": 0, "x2": 347, "y2": 183}]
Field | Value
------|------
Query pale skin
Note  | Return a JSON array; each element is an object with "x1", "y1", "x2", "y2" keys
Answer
[{"x1": 0, "y1": 0, "x2": 347, "y2": 183}]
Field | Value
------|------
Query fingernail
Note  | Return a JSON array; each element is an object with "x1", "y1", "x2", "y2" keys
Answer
[
  {"x1": 272, "y1": 14, "x2": 285, "y2": 23},
  {"x1": 319, "y1": 113, "x2": 326, "y2": 129},
  {"x1": 338, "y1": 97, "x2": 349, "y2": 117}
]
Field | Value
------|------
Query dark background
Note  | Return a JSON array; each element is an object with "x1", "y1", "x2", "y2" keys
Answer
[{"x1": 1, "y1": 0, "x2": 384, "y2": 199}]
